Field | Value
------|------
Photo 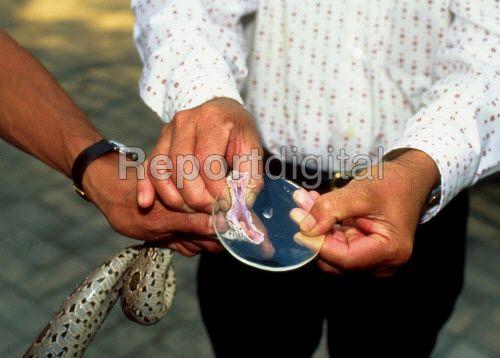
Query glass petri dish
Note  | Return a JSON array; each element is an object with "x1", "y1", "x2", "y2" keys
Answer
[{"x1": 212, "y1": 172, "x2": 324, "y2": 271}]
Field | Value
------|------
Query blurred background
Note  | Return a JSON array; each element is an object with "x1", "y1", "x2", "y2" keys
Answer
[{"x1": 0, "y1": 1, "x2": 498, "y2": 357}]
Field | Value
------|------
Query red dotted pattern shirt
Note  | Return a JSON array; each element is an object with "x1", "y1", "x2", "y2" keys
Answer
[{"x1": 132, "y1": 0, "x2": 500, "y2": 221}]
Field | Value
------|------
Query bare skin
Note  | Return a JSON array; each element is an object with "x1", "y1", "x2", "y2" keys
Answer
[
  {"x1": 135, "y1": 84, "x2": 440, "y2": 272},
  {"x1": 0, "y1": 30, "x2": 219, "y2": 256},
  {"x1": 137, "y1": 97, "x2": 264, "y2": 214},
  {"x1": 291, "y1": 149, "x2": 440, "y2": 276}
]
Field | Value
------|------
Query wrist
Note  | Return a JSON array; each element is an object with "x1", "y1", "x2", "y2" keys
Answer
[
  {"x1": 64, "y1": 128, "x2": 103, "y2": 177},
  {"x1": 81, "y1": 152, "x2": 119, "y2": 208},
  {"x1": 386, "y1": 149, "x2": 440, "y2": 206}
]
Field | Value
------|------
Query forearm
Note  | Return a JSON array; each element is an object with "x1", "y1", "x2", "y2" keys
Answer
[
  {"x1": 0, "y1": 30, "x2": 102, "y2": 177},
  {"x1": 132, "y1": 0, "x2": 253, "y2": 121}
]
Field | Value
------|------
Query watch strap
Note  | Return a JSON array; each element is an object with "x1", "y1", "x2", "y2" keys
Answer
[{"x1": 71, "y1": 139, "x2": 117, "y2": 201}]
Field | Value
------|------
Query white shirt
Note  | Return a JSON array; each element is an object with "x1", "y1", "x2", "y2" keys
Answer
[{"x1": 131, "y1": 0, "x2": 500, "y2": 221}]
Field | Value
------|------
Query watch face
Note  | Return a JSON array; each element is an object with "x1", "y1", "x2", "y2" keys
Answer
[
  {"x1": 109, "y1": 140, "x2": 139, "y2": 161},
  {"x1": 426, "y1": 186, "x2": 441, "y2": 208}
]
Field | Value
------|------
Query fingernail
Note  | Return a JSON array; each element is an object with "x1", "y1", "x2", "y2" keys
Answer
[
  {"x1": 245, "y1": 191, "x2": 257, "y2": 208},
  {"x1": 211, "y1": 201, "x2": 220, "y2": 213},
  {"x1": 218, "y1": 187, "x2": 232, "y2": 211},
  {"x1": 293, "y1": 232, "x2": 310, "y2": 246},
  {"x1": 138, "y1": 191, "x2": 145, "y2": 207},
  {"x1": 289, "y1": 208, "x2": 306, "y2": 225},
  {"x1": 218, "y1": 199, "x2": 231, "y2": 211},
  {"x1": 293, "y1": 232, "x2": 325, "y2": 251},
  {"x1": 208, "y1": 216, "x2": 215, "y2": 232},
  {"x1": 182, "y1": 204, "x2": 195, "y2": 213},
  {"x1": 293, "y1": 189, "x2": 313, "y2": 207},
  {"x1": 300, "y1": 214, "x2": 316, "y2": 232}
]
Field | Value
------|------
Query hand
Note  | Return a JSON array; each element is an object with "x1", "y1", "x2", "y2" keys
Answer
[
  {"x1": 82, "y1": 153, "x2": 223, "y2": 256},
  {"x1": 138, "y1": 97, "x2": 263, "y2": 214},
  {"x1": 290, "y1": 149, "x2": 440, "y2": 276}
]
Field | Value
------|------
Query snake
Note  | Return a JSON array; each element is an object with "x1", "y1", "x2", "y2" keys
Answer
[
  {"x1": 221, "y1": 172, "x2": 266, "y2": 245},
  {"x1": 24, "y1": 173, "x2": 261, "y2": 357},
  {"x1": 24, "y1": 245, "x2": 175, "y2": 357}
]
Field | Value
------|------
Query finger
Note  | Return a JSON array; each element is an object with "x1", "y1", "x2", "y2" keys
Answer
[
  {"x1": 147, "y1": 207, "x2": 215, "y2": 236},
  {"x1": 292, "y1": 231, "x2": 325, "y2": 252},
  {"x1": 300, "y1": 186, "x2": 371, "y2": 236},
  {"x1": 176, "y1": 240, "x2": 203, "y2": 253},
  {"x1": 290, "y1": 208, "x2": 347, "y2": 250},
  {"x1": 317, "y1": 259, "x2": 343, "y2": 275},
  {"x1": 137, "y1": 160, "x2": 155, "y2": 208},
  {"x1": 153, "y1": 177, "x2": 194, "y2": 213},
  {"x1": 194, "y1": 123, "x2": 231, "y2": 200},
  {"x1": 290, "y1": 208, "x2": 328, "y2": 252},
  {"x1": 308, "y1": 190, "x2": 321, "y2": 200},
  {"x1": 170, "y1": 120, "x2": 214, "y2": 212},
  {"x1": 191, "y1": 238, "x2": 224, "y2": 253},
  {"x1": 170, "y1": 232, "x2": 223, "y2": 253},
  {"x1": 319, "y1": 233, "x2": 392, "y2": 271},
  {"x1": 226, "y1": 125, "x2": 263, "y2": 208},
  {"x1": 290, "y1": 207, "x2": 308, "y2": 226},
  {"x1": 167, "y1": 242, "x2": 199, "y2": 257},
  {"x1": 292, "y1": 189, "x2": 316, "y2": 211},
  {"x1": 341, "y1": 225, "x2": 367, "y2": 242},
  {"x1": 259, "y1": 237, "x2": 276, "y2": 259},
  {"x1": 248, "y1": 210, "x2": 275, "y2": 258},
  {"x1": 149, "y1": 125, "x2": 193, "y2": 212}
]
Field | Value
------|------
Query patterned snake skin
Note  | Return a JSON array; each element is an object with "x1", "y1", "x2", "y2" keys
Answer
[{"x1": 24, "y1": 245, "x2": 175, "y2": 357}]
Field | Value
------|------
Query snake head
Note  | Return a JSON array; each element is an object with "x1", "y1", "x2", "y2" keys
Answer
[{"x1": 225, "y1": 172, "x2": 266, "y2": 245}]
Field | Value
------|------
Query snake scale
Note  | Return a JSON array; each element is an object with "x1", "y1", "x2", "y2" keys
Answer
[
  {"x1": 24, "y1": 245, "x2": 175, "y2": 357},
  {"x1": 23, "y1": 173, "x2": 257, "y2": 357}
]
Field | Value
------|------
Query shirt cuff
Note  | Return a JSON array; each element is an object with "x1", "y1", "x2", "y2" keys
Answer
[
  {"x1": 139, "y1": 67, "x2": 244, "y2": 123},
  {"x1": 385, "y1": 110, "x2": 475, "y2": 223}
]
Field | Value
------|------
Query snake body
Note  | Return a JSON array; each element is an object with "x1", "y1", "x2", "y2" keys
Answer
[
  {"x1": 24, "y1": 174, "x2": 257, "y2": 357},
  {"x1": 24, "y1": 246, "x2": 175, "y2": 357}
]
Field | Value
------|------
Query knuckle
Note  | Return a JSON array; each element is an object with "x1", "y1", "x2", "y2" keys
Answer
[
  {"x1": 338, "y1": 260, "x2": 353, "y2": 271},
  {"x1": 144, "y1": 219, "x2": 163, "y2": 234},
  {"x1": 197, "y1": 103, "x2": 220, "y2": 118},
  {"x1": 183, "y1": 195, "x2": 203, "y2": 210},
  {"x1": 392, "y1": 239, "x2": 413, "y2": 266},
  {"x1": 198, "y1": 107, "x2": 234, "y2": 127},
  {"x1": 190, "y1": 214, "x2": 211, "y2": 233},
  {"x1": 144, "y1": 211, "x2": 170, "y2": 234},
  {"x1": 317, "y1": 196, "x2": 333, "y2": 213},
  {"x1": 172, "y1": 111, "x2": 190, "y2": 125},
  {"x1": 184, "y1": 192, "x2": 210, "y2": 211},
  {"x1": 335, "y1": 256, "x2": 353, "y2": 271},
  {"x1": 161, "y1": 193, "x2": 184, "y2": 210}
]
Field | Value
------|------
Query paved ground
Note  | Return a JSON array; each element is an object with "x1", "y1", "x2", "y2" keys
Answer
[{"x1": 0, "y1": 1, "x2": 499, "y2": 357}]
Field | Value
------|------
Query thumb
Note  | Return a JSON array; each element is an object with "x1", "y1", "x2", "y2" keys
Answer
[
  {"x1": 299, "y1": 185, "x2": 371, "y2": 236},
  {"x1": 228, "y1": 125, "x2": 263, "y2": 208},
  {"x1": 137, "y1": 160, "x2": 155, "y2": 208}
]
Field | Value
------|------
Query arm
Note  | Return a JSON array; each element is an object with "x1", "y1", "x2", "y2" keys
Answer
[
  {"x1": 292, "y1": 0, "x2": 500, "y2": 274},
  {"x1": 0, "y1": 30, "x2": 102, "y2": 176},
  {"x1": 0, "y1": 30, "x2": 218, "y2": 254},
  {"x1": 131, "y1": 0, "x2": 257, "y2": 121},
  {"x1": 132, "y1": 0, "x2": 263, "y2": 213},
  {"x1": 387, "y1": 0, "x2": 500, "y2": 221}
]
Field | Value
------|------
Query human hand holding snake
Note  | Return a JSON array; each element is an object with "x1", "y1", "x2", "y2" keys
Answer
[{"x1": 25, "y1": 153, "x2": 222, "y2": 357}]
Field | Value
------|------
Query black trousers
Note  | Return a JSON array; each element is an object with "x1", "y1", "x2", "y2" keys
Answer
[{"x1": 197, "y1": 162, "x2": 469, "y2": 358}]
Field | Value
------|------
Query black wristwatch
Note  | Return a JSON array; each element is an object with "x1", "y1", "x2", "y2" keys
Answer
[{"x1": 71, "y1": 139, "x2": 137, "y2": 201}]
